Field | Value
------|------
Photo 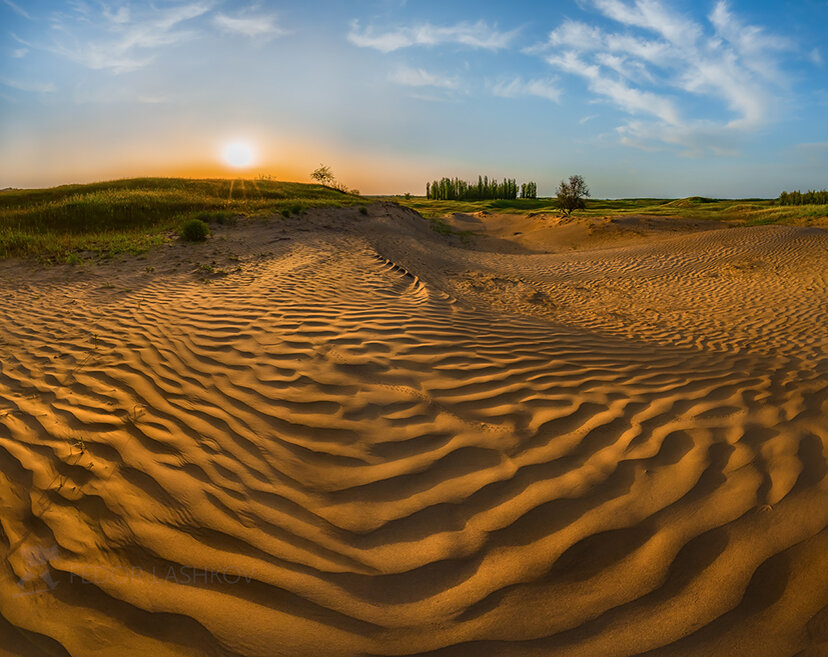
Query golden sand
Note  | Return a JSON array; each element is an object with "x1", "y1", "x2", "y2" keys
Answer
[{"x1": 0, "y1": 204, "x2": 826, "y2": 656}]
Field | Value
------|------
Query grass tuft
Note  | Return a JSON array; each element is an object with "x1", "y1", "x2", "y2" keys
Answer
[{"x1": 180, "y1": 218, "x2": 210, "y2": 242}]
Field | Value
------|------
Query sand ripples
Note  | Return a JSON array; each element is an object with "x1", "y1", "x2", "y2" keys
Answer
[{"x1": 1, "y1": 210, "x2": 826, "y2": 656}]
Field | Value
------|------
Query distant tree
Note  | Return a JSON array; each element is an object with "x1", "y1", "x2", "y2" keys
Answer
[
  {"x1": 310, "y1": 164, "x2": 335, "y2": 186},
  {"x1": 777, "y1": 188, "x2": 828, "y2": 205},
  {"x1": 521, "y1": 182, "x2": 537, "y2": 199},
  {"x1": 556, "y1": 175, "x2": 590, "y2": 216},
  {"x1": 423, "y1": 175, "x2": 538, "y2": 201}
]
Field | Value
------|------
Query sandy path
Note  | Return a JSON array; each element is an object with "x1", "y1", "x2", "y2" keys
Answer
[{"x1": 0, "y1": 204, "x2": 826, "y2": 656}]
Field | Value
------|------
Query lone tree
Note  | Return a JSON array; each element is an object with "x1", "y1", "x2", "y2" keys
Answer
[
  {"x1": 310, "y1": 164, "x2": 335, "y2": 186},
  {"x1": 556, "y1": 174, "x2": 590, "y2": 216}
]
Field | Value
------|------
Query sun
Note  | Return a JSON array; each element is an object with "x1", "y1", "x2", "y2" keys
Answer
[{"x1": 222, "y1": 140, "x2": 256, "y2": 169}]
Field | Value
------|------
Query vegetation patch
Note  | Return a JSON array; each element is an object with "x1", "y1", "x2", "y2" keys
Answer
[
  {"x1": 379, "y1": 194, "x2": 827, "y2": 227},
  {"x1": 0, "y1": 177, "x2": 365, "y2": 260},
  {"x1": 428, "y1": 217, "x2": 475, "y2": 242},
  {"x1": 180, "y1": 218, "x2": 210, "y2": 242}
]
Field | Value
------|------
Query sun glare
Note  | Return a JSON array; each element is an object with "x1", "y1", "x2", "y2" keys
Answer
[{"x1": 222, "y1": 141, "x2": 256, "y2": 169}]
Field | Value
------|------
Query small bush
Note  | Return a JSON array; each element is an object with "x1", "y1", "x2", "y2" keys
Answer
[
  {"x1": 359, "y1": 206, "x2": 368, "y2": 215},
  {"x1": 180, "y1": 218, "x2": 209, "y2": 242}
]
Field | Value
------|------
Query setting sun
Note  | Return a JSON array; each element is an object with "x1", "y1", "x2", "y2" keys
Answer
[{"x1": 222, "y1": 141, "x2": 256, "y2": 169}]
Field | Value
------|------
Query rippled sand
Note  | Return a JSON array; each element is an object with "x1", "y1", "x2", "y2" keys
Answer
[{"x1": 1, "y1": 204, "x2": 826, "y2": 656}]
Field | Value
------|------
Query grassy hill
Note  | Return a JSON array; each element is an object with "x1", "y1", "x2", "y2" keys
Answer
[
  {"x1": 0, "y1": 177, "x2": 363, "y2": 260},
  {"x1": 377, "y1": 195, "x2": 828, "y2": 226}
]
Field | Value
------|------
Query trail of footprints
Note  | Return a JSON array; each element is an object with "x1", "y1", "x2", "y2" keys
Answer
[{"x1": 0, "y1": 229, "x2": 826, "y2": 657}]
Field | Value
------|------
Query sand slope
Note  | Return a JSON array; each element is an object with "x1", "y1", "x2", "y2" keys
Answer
[{"x1": 0, "y1": 203, "x2": 826, "y2": 657}]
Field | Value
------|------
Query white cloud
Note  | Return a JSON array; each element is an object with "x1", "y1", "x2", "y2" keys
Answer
[
  {"x1": 103, "y1": 5, "x2": 130, "y2": 24},
  {"x1": 213, "y1": 13, "x2": 287, "y2": 39},
  {"x1": 2, "y1": 0, "x2": 32, "y2": 20},
  {"x1": 537, "y1": 20, "x2": 604, "y2": 52},
  {"x1": 492, "y1": 77, "x2": 562, "y2": 103},
  {"x1": 531, "y1": 0, "x2": 793, "y2": 154},
  {"x1": 12, "y1": 47, "x2": 28, "y2": 58},
  {"x1": 347, "y1": 19, "x2": 518, "y2": 53},
  {"x1": 593, "y1": 0, "x2": 701, "y2": 48},
  {"x1": 389, "y1": 66, "x2": 457, "y2": 89},
  {"x1": 48, "y1": 2, "x2": 211, "y2": 73},
  {"x1": 708, "y1": 1, "x2": 791, "y2": 82},
  {"x1": 548, "y1": 51, "x2": 680, "y2": 124},
  {"x1": 595, "y1": 53, "x2": 653, "y2": 82}
]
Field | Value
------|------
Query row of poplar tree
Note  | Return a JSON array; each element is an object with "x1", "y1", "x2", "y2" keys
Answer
[
  {"x1": 777, "y1": 189, "x2": 828, "y2": 205},
  {"x1": 426, "y1": 176, "x2": 538, "y2": 200}
]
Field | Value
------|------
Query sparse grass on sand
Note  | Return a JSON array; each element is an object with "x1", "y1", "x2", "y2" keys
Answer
[
  {"x1": 379, "y1": 194, "x2": 828, "y2": 226},
  {"x1": 0, "y1": 177, "x2": 364, "y2": 260}
]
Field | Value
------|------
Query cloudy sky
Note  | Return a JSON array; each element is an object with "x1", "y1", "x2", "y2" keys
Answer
[{"x1": 1, "y1": 0, "x2": 826, "y2": 196}]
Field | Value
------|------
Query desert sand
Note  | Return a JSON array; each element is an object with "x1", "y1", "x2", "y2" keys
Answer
[{"x1": 1, "y1": 203, "x2": 826, "y2": 657}]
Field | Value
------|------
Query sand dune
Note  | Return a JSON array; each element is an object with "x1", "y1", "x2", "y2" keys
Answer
[{"x1": 1, "y1": 203, "x2": 826, "y2": 657}]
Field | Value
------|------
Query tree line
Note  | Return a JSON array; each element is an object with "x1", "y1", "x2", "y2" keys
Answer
[
  {"x1": 777, "y1": 189, "x2": 828, "y2": 205},
  {"x1": 426, "y1": 176, "x2": 538, "y2": 200}
]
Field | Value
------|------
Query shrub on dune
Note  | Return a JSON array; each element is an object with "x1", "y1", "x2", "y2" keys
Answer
[{"x1": 180, "y1": 218, "x2": 209, "y2": 242}]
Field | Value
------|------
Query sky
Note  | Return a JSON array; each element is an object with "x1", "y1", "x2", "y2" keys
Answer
[{"x1": 1, "y1": 0, "x2": 827, "y2": 197}]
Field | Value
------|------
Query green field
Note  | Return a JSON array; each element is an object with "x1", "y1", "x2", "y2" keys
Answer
[
  {"x1": 0, "y1": 177, "x2": 363, "y2": 261},
  {"x1": 376, "y1": 194, "x2": 828, "y2": 226},
  {"x1": 2, "y1": 178, "x2": 825, "y2": 262}
]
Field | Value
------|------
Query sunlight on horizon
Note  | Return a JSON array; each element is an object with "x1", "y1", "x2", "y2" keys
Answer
[
  {"x1": 0, "y1": 0, "x2": 825, "y2": 195},
  {"x1": 221, "y1": 140, "x2": 257, "y2": 169}
]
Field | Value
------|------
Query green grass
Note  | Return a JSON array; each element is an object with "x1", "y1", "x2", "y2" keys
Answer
[
  {"x1": 180, "y1": 218, "x2": 210, "y2": 242},
  {"x1": 0, "y1": 177, "x2": 364, "y2": 260},
  {"x1": 376, "y1": 195, "x2": 827, "y2": 225}
]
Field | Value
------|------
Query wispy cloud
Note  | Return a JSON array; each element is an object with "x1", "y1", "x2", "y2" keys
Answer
[
  {"x1": 47, "y1": 2, "x2": 211, "y2": 73},
  {"x1": 103, "y1": 5, "x2": 131, "y2": 24},
  {"x1": 530, "y1": 0, "x2": 794, "y2": 154},
  {"x1": 492, "y1": 77, "x2": 562, "y2": 103},
  {"x1": 0, "y1": 77, "x2": 56, "y2": 93},
  {"x1": 12, "y1": 47, "x2": 28, "y2": 58},
  {"x1": 545, "y1": 50, "x2": 679, "y2": 124},
  {"x1": 389, "y1": 66, "x2": 457, "y2": 89},
  {"x1": 2, "y1": 0, "x2": 32, "y2": 20},
  {"x1": 347, "y1": 19, "x2": 518, "y2": 53},
  {"x1": 213, "y1": 12, "x2": 287, "y2": 39},
  {"x1": 708, "y1": 1, "x2": 791, "y2": 82}
]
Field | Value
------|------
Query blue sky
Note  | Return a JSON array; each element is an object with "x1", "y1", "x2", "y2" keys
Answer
[{"x1": 1, "y1": 0, "x2": 826, "y2": 196}]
